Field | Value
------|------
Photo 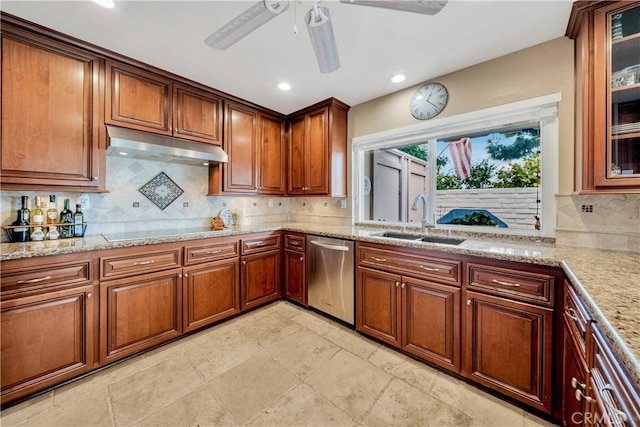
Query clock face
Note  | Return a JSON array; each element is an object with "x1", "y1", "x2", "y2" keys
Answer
[{"x1": 410, "y1": 83, "x2": 448, "y2": 120}]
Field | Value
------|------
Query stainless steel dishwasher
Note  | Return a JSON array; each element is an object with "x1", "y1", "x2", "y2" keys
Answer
[{"x1": 307, "y1": 235, "x2": 355, "y2": 325}]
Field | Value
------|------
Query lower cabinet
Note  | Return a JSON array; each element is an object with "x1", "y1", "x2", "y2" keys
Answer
[
  {"x1": 563, "y1": 330, "x2": 590, "y2": 426},
  {"x1": 1, "y1": 284, "x2": 96, "y2": 405},
  {"x1": 100, "y1": 269, "x2": 183, "y2": 364},
  {"x1": 357, "y1": 267, "x2": 461, "y2": 372},
  {"x1": 284, "y1": 249, "x2": 306, "y2": 305},
  {"x1": 183, "y1": 258, "x2": 240, "y2": 333},
  {"x1": 241, "y1": 249, "x2": 281, "y2": 311},
  {"x1": 463, "y1": 290, "x2": 554, "y2": 413}
]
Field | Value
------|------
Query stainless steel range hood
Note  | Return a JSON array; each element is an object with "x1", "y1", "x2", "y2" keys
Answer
[{"x1": 106, "y1": 126, "x2": 228, "y2": 166}]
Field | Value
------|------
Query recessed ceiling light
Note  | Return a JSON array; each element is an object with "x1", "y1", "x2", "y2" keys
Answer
[
  {"x1": 391, "y1": 74, "x2": 406, "y2": 83},
  {"x1": 92, "y1": 0, "x2": 114, "y2": 8},
  {"x1": 119, "y1": 152, "x2": 127, "y2": 156},
  {"x1": 203, "y1": 162, "x2": 209, "y2": 166},
  {"x1": 277, "y1": 82, "x2": 291, "y2": 91}
]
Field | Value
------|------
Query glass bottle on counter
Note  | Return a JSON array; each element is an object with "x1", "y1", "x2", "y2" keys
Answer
[
  {"x1": 31, "y1": 196, "x2": 44, "y2": 226},
  {"x1": 20, "y1": 195, "x2": 30, "y2": 224},
  {"x1": 10, "y1": 208, "x2": 30, "y2": 242},
  {"x1": 73, "y1": 204, "x2": 84, "y2": 237},
  {"x1": 47, "y1": 195, "x2": 58, "y2": 225},
  {"x1": 59, "y1": 199, "x2": 74, "y2": 239}
]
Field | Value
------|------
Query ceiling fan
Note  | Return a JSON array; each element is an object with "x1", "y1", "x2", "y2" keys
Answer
[{"x1": 204, "y1": 0, "x2": 448, "y2": 74}]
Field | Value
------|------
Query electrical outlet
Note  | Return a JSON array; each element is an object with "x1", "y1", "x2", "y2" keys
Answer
[
  {"x1": 133, "y1": 202, "x2": 140, "y2": 208},
  {"x1": 581, "y1": 204, "x2": 593, "y2": 213},
  {"x1": 340, "y1": 199, "x2": 347, "y2": 209},
  {"x1": 268, "y1": 199, "x2": 274, "y2": 207},
  {"x1": 183, "y1": 202, "x2": 189, "y2": 207}
]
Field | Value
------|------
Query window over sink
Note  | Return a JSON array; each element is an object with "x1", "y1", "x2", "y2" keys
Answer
[{"x1": 352, "y1": 94, "x2": 560, "y2": 236}]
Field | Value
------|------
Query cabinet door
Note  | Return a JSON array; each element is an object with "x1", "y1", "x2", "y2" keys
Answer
[
  {"x1": 356, "y1": 267, "x2": 401, "y2": 347},
  {"x1": 306, "y1": 107, "x2": 330, "y2": 194},
  {"x1": 100, "y1": 269, "x2": 182, "y2": 364},
  {"x1": 287, "y1": 116, "x2": 306, "y2": 194},
  {"x1": 1, "y1": 34, "x2": 103, "y2": 190},
  {"x1": 563, "y1": 332, "x2": 589, "y2": 427},
  {"x1": 241, "y1": 249, "x2": 281, "y2": 311},
  {"x1": 1, "y1": 284, "x2": 95, "y2": 404},
  {"x1": 258, "y1": 113, "x2": 286, "y2": 195},
  {"x1": 223, "y1": 102, "x2": 258, "y2": 193},
  {"x1": 105, "y1": 60, "x2": 172, "y2": 135},
  {"x1": 183, "y1": 258, "x2": 239, "y2": 333},
  {"x1": 401, "y1": 277, "x2": 460, "y2": 372},
  {"x1": 463, "y1": 290, "x2": 553, "y2": 413},
  {"x1": 173, "y1": 83, "x2": 222, "y2": 145},
  {"x1": 284, "y1": 249, "x2": 306, "y2": 305}
]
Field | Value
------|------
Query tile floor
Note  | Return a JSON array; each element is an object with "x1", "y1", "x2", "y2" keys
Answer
[{"x1": 1, "y1": 301, "x2": 557, "y2": 427}]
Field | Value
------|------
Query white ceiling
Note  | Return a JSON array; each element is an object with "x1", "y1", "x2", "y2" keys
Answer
[{"x1": 1, "y1": 0, "x2": 574, "y2": 115}]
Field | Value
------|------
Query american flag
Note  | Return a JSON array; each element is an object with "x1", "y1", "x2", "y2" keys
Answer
[{"x1": 448, "y1": 137, "x2": 472, "y2": 180}]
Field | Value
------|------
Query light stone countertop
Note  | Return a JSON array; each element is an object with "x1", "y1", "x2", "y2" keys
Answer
[{"x1": 1, "y1": 221, "x2": 639, "y2": 385}]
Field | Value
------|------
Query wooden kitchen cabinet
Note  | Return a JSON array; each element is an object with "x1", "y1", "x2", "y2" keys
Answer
[
  {"x1": 258, "y1": 113, "x2": 286, "y2": 195},
  {"x1": 463, "y1": 290, "x2": 554, "y2": 413},
  {"x1": 567, "y1": 1, "x2": 640, "y2": 191},
  {"x1": 356, "y1": 242, "x2": 463, "y2": 372},
  {"x1": 106, "y1": 61, "x2": 223, "y2": 145},
  {"x1": 0, "y1": 253, "x2": 98, "y2": 405},
  {"x1": 182, "y1": 237, "x2": 240, "y2": 333},
  {"x1": 240, "y1": 232, "x2": 282, "y2": 311},
  {"x1": 283, "y1": 233, "x2": 307, "y2": 305},
  {"x1": 100, "y1": 268, "x2": 183, "y2": 364},
  {"x1": 0, "y1": 19, "x2": 105, "y2": 192},
  {"x1": 563, "y1": 332, "x2": 590, "y2": 427},
  {"x1": 287, "y1": 98, "x2": 349, "y2": 196}
]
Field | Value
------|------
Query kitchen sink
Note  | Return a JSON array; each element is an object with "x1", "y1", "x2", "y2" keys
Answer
[{"x1": 374, "y1": 232, "x2": 465, "y2": 246}]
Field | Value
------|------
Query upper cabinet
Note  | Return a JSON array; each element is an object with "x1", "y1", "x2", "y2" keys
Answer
[
  {"x1": 258, "y1": 113, "x2": 286, "y2": 195},
  {"x1": 568, "y1": 1, "x2": 640, "y2": 192},
  {"x1": 0, "y1": 20, "x2": 105, "y2": 192},
  {"x1": 287, "y1": 98, "x2": 349, "y2": 196},
  {"x1": 105, "y1": 60, "x2": 222, "y2": 145}
]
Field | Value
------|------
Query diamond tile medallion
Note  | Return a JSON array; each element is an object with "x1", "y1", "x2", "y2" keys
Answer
[{"x1": 138, "y1": 172, "x2": 184, "y2": 210}]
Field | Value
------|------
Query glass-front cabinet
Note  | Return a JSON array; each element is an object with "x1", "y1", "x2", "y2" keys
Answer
[{"x1": 569, "y1": 1, "x2": 640, "y2": 191}]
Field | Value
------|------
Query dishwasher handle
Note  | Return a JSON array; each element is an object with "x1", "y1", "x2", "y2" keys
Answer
[{"x1": 310, "y1": 240, "x2": 350, "y2": 252}]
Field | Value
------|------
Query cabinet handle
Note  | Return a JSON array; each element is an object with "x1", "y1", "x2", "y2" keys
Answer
[
  {"x1": 178, "y1": 273, "x2": 183, "y2": 279},
  {"x1": 204, "y1": 250, "x2": 222, "y2": 255},
  {"x1": 401, "y1": 282, "x2": 405, "y2": 289},
  {"x1": 467, "y1": 299, "x2": 472, "y2": 305},
  {"x1": 601, "y1": 384, "x2": 629, "y2": 422},
  {"x1": 243, "y1": 260, "x2": 247, "y2": 265},
  {"x1": 299, "y1": 257, "x2": 304, "y2": 261},
  {"x1": 491, "y1": 278, "x2": 520, "y2": 287},
  {"x1": 17, "y1": 275, "x2": 52, "y2": 284},
  {"x1": 290, "y1": 241, "x2": 300, "y2": 246},
  {"x1": 371, "y1": 256, "x2": 386, "y2": 262},
  {"x1": 247, "y1": 241, "x2": 266, "y2": 247},
  {"x1": 394, "y1": 281, "x2": 399, "y2": 288},
  {"x1": 184, "y1": 273, "x2": 189, "y2": 278},
  {"x1": 571, "y1": 377, "x2": 586, "y2": 390},
  {"x1": 564, "y1": 307, "x2": 579, "y2": 321},
  {"x1": 575, "y1": 389, "x2": 594, "y2": 403},
  {"x1": 87, "y1": 293, "x2": 92, "y2": 299},
  {"x1": 133, "y1": 260, "x2": 155, "y2": 266},
  {"x1": 419, "y1": 265, "x2": 439, "y2": 272}
]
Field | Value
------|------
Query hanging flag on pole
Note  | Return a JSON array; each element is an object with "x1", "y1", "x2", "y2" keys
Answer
[{"x1": 448, "y1": 137, "x2": 472, "y2": 179}]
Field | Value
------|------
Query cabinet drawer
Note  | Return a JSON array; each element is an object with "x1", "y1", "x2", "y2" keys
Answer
[
  {"x1": 467, "y1": 263, "x2": 554, "y2": 306},
  {"x1": 284, "y1": 233, "x2": 305, "y2": 252},
  {"x1": 563, "y1": 280, "x2": 592, "y2": 358},
  {"x1": 241, "y1": 233, "x2": 281, "y2": 255},
  {"x1": 1, "y1": 259, "x2": 93, "y2": 297},
  {"x1": 101, "y1": 249, "x2": 181, "y2": 280},
  {"x1": 590, "y1": 326, "x2": 640, "y2": 426},
  {"x1": 184, "y1": 239, "x2": 239, "y2": 265},
  {"x1": 358, "y1": 244, "x2": 461, "y2": 286}
]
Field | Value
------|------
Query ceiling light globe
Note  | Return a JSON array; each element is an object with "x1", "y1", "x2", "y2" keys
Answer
[
  {"x1": 391, "y1": 74, "x2": 406, "y2": 83},
  {"x1": 277, "y1": 82, "x2": 291, "y2": 91}
]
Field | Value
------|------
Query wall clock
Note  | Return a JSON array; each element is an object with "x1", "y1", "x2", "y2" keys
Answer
[{"x1": 409, "y1": 82, "x2": 448, "y2": 120}]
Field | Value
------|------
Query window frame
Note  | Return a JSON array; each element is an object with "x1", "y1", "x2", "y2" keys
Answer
[{"x1": 352, "y1": 93, "x2": 561, "y2": 237}]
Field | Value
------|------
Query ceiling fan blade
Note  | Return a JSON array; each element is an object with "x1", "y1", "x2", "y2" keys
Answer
[
  {"x1": 338, "y1": 0, "x2": 448, "y2": 15},
  {"x1": 306, "y1": 5, "x2": 340, "y2": 74},
  {"x1": 204, "y1": 0, "x2": 290, "y2": 50}
]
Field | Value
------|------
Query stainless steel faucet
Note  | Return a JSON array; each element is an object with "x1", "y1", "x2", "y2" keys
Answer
[{"x1": 411, "y1": 193, "x2": 434, "y2": 233}]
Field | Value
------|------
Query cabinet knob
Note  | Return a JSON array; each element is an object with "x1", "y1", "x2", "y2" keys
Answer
[
  {"x1": 571, "y1": 377, "x2": 586, "y2": 390},
  {"x1": 401, "y1": 282, "x2": 405, "y2": 288},
  {"x1": 395, "y1": 281, "x2": 399, "y2": 288},
  {"x1": 243, "y1": 260, "x2": 247, "y2": 265},
  {"x1": 300, "y1": 257, "x2": 304, "y2": 261},
  {"x1": 467, "y1": 299, "x2": 472, "y2": 305},
  {"x1": 93, "y1": 176, "x2": 98, "y2": 181},
  {"x1": 184, "y1": 273, "x2": 189, "y2": 278},
  {"x1": 178, "y1": 273, "x2": 183, "y2": 279},
  {"x1": 87, "y1": 293, "x2": 92, "y2": 299}
]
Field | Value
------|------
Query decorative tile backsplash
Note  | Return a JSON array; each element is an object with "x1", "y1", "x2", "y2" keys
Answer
[
  {"x1": 555, "y1": 194, "x2": 640, "y2": 252},
  {"x1": 138, "y1": 172, "x2": 184, "y2": 210},
  {"x1": 0, "y1": 156, "x2": 352, "y2": 239}
]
